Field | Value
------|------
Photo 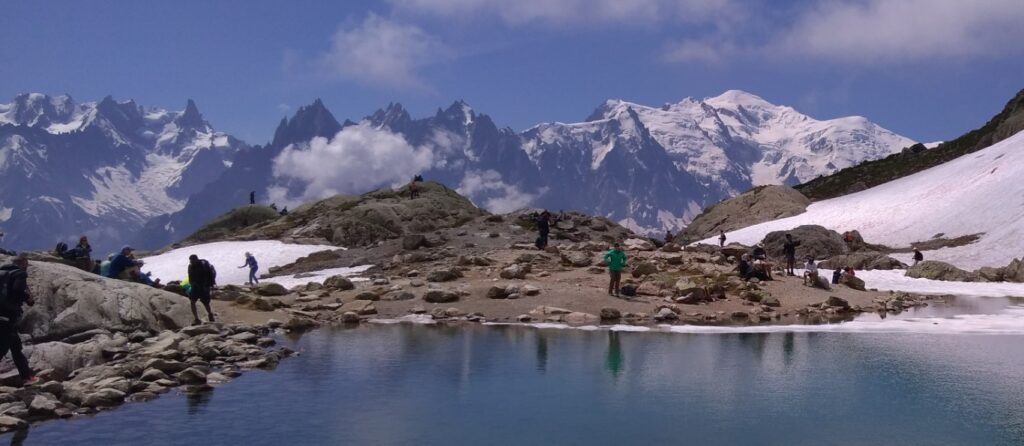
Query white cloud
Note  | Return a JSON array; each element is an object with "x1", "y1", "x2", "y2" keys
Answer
[
  {"x1": 456, "y1": 169, "x2": 543, "y2": 213},
  {"x1": 389, "y1": 0, "x2": 736, "y2": 26},
  {"x1": 318, "y1": 13, "x2": 451, "y2": 89},
  {"x1": 269, "y1": 123, "x2": 435, "y2": 205},
  {"x1": 665, "y1": 0, "x2": 1024, "y2": 64}
]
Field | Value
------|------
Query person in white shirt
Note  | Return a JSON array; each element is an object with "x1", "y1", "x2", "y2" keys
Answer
[{"x1": 803, "y1": 257, "x2": 819, "y2": 286}]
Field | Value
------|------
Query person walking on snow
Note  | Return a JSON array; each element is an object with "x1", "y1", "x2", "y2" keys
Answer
[
  {"x1": 604, "y1": 243, "x2": 627, "y2": 297},
  {"x1": 187, "y1": 255, "x2": 217, "y2": 325},
  {"x1": 719, "y1": 230, "x2": 727, "y2": 247},
  {"x1": 239, "y1": 252, "x2": 259, "y2": 285},
  {"x1": 913, "y1": 248, "x2": 924, "y2": 265},
  {"x1": 0, "y1": 255, "x2": 39, "y2": 385}
]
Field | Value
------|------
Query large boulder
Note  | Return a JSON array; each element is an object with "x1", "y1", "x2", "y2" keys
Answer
[
  {"x1": 255, "y1": 282, "x2": 288, "y2": 296},
  {"x1": 10, "y1": 258, "x2": 193, "y2": 343},
  {"x1": 323, "y1": 275, "x2": 356, "y2": 290},
  {"x1": 679, "y1": 185, "x2": 810, "y2": 243},
  {"x1": 1000, "y1": 258, "x2": 1024, "y2": 283},
  {"x1": 906, "y1": 261, "x2": 982, "y2": 282},
  {"x1": 762, "y1": 225, "x2": 849, "y2": 260},
  {"x1": 560, "y1": 252, "x2": 593, "y2": 268},
  {"x1": 819, "y1": 252, "x2": 907, "y2": 270}
]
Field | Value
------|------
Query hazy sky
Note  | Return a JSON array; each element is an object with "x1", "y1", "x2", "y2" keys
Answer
[{"x1": 2, "y1": 0, "x2": 1022, "y2": 143}]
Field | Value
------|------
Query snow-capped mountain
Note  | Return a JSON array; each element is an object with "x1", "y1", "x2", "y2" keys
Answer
[
  {"x1": 133, "y1": 90, "x2": 911, "y2": 250},
  {"x1": 705, "y1": 129, "x2": 1024, "y2": 270},
  {"x1": 0, "y1": 93, "x2": 247, "y2": 253}
]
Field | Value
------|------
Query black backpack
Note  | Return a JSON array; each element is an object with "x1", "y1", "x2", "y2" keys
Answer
[
  {"x1": 54, "y1": 242, "x2": 68, "y2": 257},
  {"x1": 203, "y1": 260, "x2": 217, "y2": 286}
]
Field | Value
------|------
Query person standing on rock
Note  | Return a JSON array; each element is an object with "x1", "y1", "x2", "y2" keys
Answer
[
  {"x1": 719, "y1": 230, "x2": 727, "y2": 247},
  {"x1": 604, "y1": 242, "x2": 627, "y2": 297},
  {"x1": 187, "y1": 255, "x2": 217, "y2": 325},
  {"x1": 535, "y1": 211, "x2": 551, "y2": 250},
  {"x1": 0, "y1": 255, "x2": 39, "y2": 386},
  {"x1": 913, "y1": 248, "x2": 924, "y2": 265},
  {"x1": 249, "y1": 191, "x2": 255, "y2": 205},
  {"x1": 783, "y1": 234, "x2": 801, "y2": 276},
  {"x1": 239, "y1": 252, "x2": 259, "y2": 285}
]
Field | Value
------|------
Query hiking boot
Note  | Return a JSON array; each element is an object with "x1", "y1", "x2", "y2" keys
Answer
[
  {"x1": 22, "y1": 376, "x2": 40, "y2": 386},
  {"x1": 208, "y1": 315, "x2": 216, "y2": 323},
  {"x1": 192, "y1": 319, "x2": 202, "y2": 326}
]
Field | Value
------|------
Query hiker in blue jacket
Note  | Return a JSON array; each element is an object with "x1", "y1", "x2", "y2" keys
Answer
[{"x1": 239, "y1": 252, "x2": 259, "y2": 285}]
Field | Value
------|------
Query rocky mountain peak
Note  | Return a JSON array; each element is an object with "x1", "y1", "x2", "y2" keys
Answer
[{"x1": 271, "y1": 98, "x2": 342, "y2": 148}]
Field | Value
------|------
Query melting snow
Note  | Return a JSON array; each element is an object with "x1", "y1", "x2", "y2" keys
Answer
[
  {"x1": 141, "y1": 240, "x2": 341, "y2": 285},
  {"x1": 702, "y1": 131, "x2": 1024, "y2": 270}
]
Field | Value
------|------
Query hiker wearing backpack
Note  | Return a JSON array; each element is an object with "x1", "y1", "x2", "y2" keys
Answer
[
  {"x1": 0, "y1": 255, "x2": 39, "y2": 386},
  {"x1": 187, "y1": 255, "x2": 217, "y2": 325},
  {"x1": 238, "y1": 252, "x2": 259, "y2": 285}
]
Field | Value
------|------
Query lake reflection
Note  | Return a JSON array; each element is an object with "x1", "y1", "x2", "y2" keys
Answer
[{"x1": 7, "y1": 323, "x2": 1024, "y2": 445}]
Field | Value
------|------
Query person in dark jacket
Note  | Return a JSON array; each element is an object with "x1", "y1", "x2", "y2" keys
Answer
[
  {"x1": 913, "y1": 249, "x2": 924, "y2": 265},
  {"x1": 105, "y1": 246, "x2": 141, "y2": 279},
  {"x1": 719, "y1": 230, "x2": 727, "y2": 247},
  {"x1": 0, "y1": 255, "x2": 39, "y2": 385},
  {"x1": 783, "y1": 234, "x2": 801, "y2": 276},
  {"x1": 535, "y1": 211, "x2": 551, "y2": 250},
  {"x1": 187, "y1": 254, "x2": 216, "y2": 325},
  {"x1": 249, "y1": 191, "x2": 255, "y2": 205},
  {"x1": 238, "y1": 252, "x2": 259, "y2": 285}
]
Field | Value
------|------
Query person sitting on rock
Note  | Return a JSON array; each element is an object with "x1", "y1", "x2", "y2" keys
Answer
[
  {"x1": 832, "y1": 267, "x2": 843, "y2": 285},
  {"x1": 105, "y1": 246, "x2": 142, "y2": 280},
  {"x1": 603, "y1": 242, "x2": 627, "y2": 297},
  {"x1": 239, "y1": 252, "x2": 259, "y2": 285},
  {"x1": 737, "y1": 254, "x2": 769, "y2": 282},
  {"x1": 664, "y1": 230, "x2": 674, "y2": 243},
  {"x1": 844, "y1": 266, "x2": 856, "y2": 277},
  {"x1": 751, "y1": 243, "x2": 773, "y2": 280},
  {"x1": 0, "y1": 255, "x2": 39, "y2": 386},
  {"x1": 913, "y1": 248, "x2": 924, "y2": 265},
  {"x1": 187, "y1": 254, "x2": 217, "y2": 325},
  {"x1": 803, "y1": 257, "x2": 819, "y2": 286}
]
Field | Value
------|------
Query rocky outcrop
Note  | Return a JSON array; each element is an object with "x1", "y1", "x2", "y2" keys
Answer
[
  {"x1": 906, "y1": 261, "x2": 982, "y2": 282},
  {"x1": 819, "y1": 252, "x2": 907, "y2": 270},
  {"x1": 8, "y1": 257, "x2": 194, "y2": 343},
  {"x1": 679, "y1": 185, "x2": 810, "y2": 243},
  {"x1": 762, "y1": 225, "x2": 849, "y2": 260},
  {"x1": 243, "y1": 182, "x2": 486, "y2": 247}
]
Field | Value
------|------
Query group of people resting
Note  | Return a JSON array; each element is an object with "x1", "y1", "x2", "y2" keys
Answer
[{"x1": 733, "y1": 233, "x2": 859, "y2": 290}]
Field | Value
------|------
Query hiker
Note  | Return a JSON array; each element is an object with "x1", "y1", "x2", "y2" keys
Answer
[
  {"x1": 719, "y1": 230, "x2": 726, "y2": 247},
  {"x1": 270, "y1": 203, "x2": 278, "y2": 211},
  {"x1": 844, "y1": 266, "x2": 856, "y2": 277},
  {"x1": 105, "y1": 246, "x2": 141, "y2": 279},
  {"x1": 913, "y1": 249, "x2": 924, "y2": 265},
  {"x1": 279, "y1": 207, "x2": 288, "y2": 216},
  {"x1": 664, "y1": 230, "x2": 674, "y2": 244},
  {"x1": 604, "y1": 242, "x2": 627, "y2": 297},
  {"x1": 803, "y1": 257, "x2": 819, "y2": 286},
  {"x1": 535, "y1": 211, "x2": 551, "y2": 250},
  {"x1": 783, "y1": 234, "x2": 801, "y2": 276},
  {"x1": 737, "y1": 254, "x2": 768, "y2": 282},
  {"x1": 249, "y1": 191, "x2": 255, "y2": 205},
  {"x1": 187, "y1": 255, "x2": 217, "y2": 325},
  {"x1": 751, "y1": 243, "x2": 773, "y2": 280},
  {"x1": 832, "y1": 267, "x2": 842, "y2": 284},
  {"x1": 239, "y1": 252, "x2": 259, "y2": 285},
  {"x1": 70, "y1": 236, "x2": 92, "y2": 260},
  {"x1": 409, "y1": 180, "x2": 419, "y2": 199},
  {"x1": 0, "y1": 255, "x2": 39, "y2": 385}
]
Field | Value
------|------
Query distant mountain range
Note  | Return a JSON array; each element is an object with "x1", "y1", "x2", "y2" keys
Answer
[
  {"x1": 0, "y1": 93, "x2": 246, "y2": 253},
  {"x1": 0, "y1": 90, "x2": 914, "y2": 252}
]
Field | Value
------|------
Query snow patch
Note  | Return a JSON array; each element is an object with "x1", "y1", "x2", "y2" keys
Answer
[
  {"x1": 701, "y1": 131, "x2": 1024, "y2": 270},
  {"x1": 141, "y1": 240, "x2": 339, "y2": 285}
]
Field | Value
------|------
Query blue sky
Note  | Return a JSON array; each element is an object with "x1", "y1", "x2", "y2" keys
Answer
[{"x1": 2, "y1": 0, "x2": 1022, "y2": 144}]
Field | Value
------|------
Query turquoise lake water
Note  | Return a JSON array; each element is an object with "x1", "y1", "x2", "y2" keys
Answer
[{"x1": 6, "y1": 310, "x2": 1024, "y2": 446}]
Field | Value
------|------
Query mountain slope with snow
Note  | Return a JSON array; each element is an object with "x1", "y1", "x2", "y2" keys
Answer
[
  {"x1": 0, "y1": 93, "x2": 247, "y2": 253},
  {"x1": 702, "y1": 130, "x2": 1024, "y2": 270}
]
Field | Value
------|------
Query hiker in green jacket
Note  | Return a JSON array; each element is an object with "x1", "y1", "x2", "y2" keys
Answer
[{"x1": 604, "y1": 243, "x2": 627, "y2": 297}]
